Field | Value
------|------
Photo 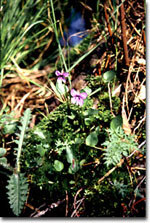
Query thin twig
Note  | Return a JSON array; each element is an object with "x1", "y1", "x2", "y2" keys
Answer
[
  {"x1": 131, "y1": 197, "x2": 146, "y2": 213},
  {"x1": 127, "y1": 107, "x2": 133, "y2": 122},
  {"x1": 125, "y1": 53, "x2": 136, "y2": 115},
  {"x1": 108, "y1": 82, "x2": 115, "y2": 117},
  {"x1": 30, "y1": 203, "x2": 46, "y2": 217},
  {"x1": 126, "y1": 140, "x2": 146, "y2": 160},
  {"x1": 129, "y1": 176, "x2": 146, "y2": 210},
  {"x1": 133, "y1": 113, "x2": 146, "y2": 133},
  {"x1": 73, "y1": 188, "x2": 83, "y2": 217},
  {"x1": 71, "y1": 197, "x2": 85, "y2": 217},
  {"x1": 120, "y1": 0, "x2": 129, "y2": 66},
  {"x1": 32, "y1": 199, "x2": 65, "y2": 217},
  {"x1": 104, "y1": 1, "x2": 114, "y2": 45},
  {"x1": 65, "y1": 191, "x2": 69, "y2": 217},
  {"x1": 135, "y1": 176, "x2": 146, "y2": 191},
  {"x1": 138, "y1": 140, "x2": 146, "y2": 150},
  {"x1": 142, "y1": 29, "x2": 146, "y2": 47},
  {"x1": 98, "y1": 159, "x2": 124, "y2": 184}
]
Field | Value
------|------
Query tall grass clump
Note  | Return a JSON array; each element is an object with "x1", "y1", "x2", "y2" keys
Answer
[{"x1": 0, "y1": 0, "x2": 51, "y2": 87}]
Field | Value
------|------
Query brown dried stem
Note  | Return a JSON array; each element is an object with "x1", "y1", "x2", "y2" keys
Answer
[
  {"x1": 120, "y1": 0, "x2": 129, "y2": 66},
  {"x1": 104, "y1": 1, "x2": 114, "y2": 45}
]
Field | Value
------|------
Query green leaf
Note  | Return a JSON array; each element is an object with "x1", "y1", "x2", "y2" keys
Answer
[
  {"x1": 37, "y1": 146, "x2": 46, "y2": 157},
  {"x1": 0, "y1": 157, "x2": 7, "y2": 165},
  {"x1": 80, "y1": 159, "x2": 86, "y2": 167},
  {"x1": 84, "y1": 118, "x2": 91, "y2": 125},
  {"x1": 75, "y1": 138, "x2": 82, "y2": 144},
  {"x1": 103, "y1": 127, "x2": 138, "y2": 167},
  {"x1": 34, "y1": 128, "x2": 45, "y2": 139},
  {"x1": 110, "y1": 116, "x2": 123, "y2": 130},
  {"x1": 83, "y1": 86, "x2": 92, "y2": 95},
  {"x1": 86, "y1": 132, "x2": 98, "y2": 147},
  {"x1": 56, "y1": 81, "x2": 68, "y2": 95},
  {"x1": 49, "y1": 81, "x2": 63, "y2": 102},
  {"x1": 66, "y1": 147, "x2": 74, "y2": 164},
  {"x1": 69, "y1": 180, "x2": 75, "y2": 185},
  {"x1": 6, "y1": 173, "x2": 28, "y2": 216},
  {"x1": 3, "y1": 123, "x2": 17, "y2": 135},
  {"x1": 68, "y1": 113, "x2": 75, "y2": 120},
  {"x1": 84, "y1": 108, "x2": 99, "y2": 116},
  {"x1": 53, "y1": 160, "x2": 64, "y2": 172},
  {"x1": 16, "y1": 108, "x2": 32, "y2": 172},
  {"x1": 68, "y1": 160, "x2": 79, "y2": 174},
  {"x1": 103, "y1": 70, "x2": 116, "y2": 82},
  {"x1": 95, "y1": 126, "x2": 100, "y2": 134},
  {"x1": 122, "y1": 151, "x2": 128, "y2": 156},
  {"x1": 37, "y1": 158, "x2": 43, "y2": 166},
  {"x1": 0, "y1": 148, "x2": 7, "y2": 157}
]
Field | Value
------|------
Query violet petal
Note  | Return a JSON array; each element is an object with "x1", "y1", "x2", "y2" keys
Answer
[
  {"x1": 58, "y1": 76, "x2": 66, "y2": 83},
  {"x1": 71, "y1": 97, "x2": 76, "y2": 104},
  {"x1": 77, "y1": 98, "x2": 84, "y2": 106},
  {"x1": 55, "y1": 70, "x2": 61, "y2": 76},
  {"x1": 80, "y1": 92, "x2": 88, "y2": 99},
  {"x1": 71, "y1": 89, "x2": 77, "y2": 97},
  {"x1": 63, "y1": 72, "x2": 69, "y2": 77}
]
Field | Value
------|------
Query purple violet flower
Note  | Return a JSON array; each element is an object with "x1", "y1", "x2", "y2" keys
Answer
[
  {"x1": 55, "y1": 70, "x2": 69, "y2": 83},
  {"x1": 71, "y1": 89, "x2": 88, "y2": 106}
]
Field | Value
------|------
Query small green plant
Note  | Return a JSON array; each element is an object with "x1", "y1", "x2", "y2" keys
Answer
[
  {"x1": 103, "y1": 127, "x2": 138, "y2": 167},
  {"x1": 0, "y1": 111, "x2": 18, "y2": 135},
  {"x1": 20, "y1": 69, "x2": 117, "y2": 196},
  {"x1": 0, "y1": 108, "x2": 31, "y2": 216},
  {"x1": 113, "y1": 180, "x2": 129, "y2": 198},
  {"x1": 17, "y1": 68, "x2": 143, "y2": 216},
  {"x1": 0, "y1": 110, "x2": 18, "y2": 168}
]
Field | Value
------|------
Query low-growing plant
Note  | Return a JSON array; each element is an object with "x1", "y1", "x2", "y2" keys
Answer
[
  {"x1": 0, "y1": 67, "x2": 142, "y2": 216},
  {"x1": 103, "y1": 127, "x2": 138, "y2": 167},
  {"x1": 0, "y1": 109, "x2": 31, "y2": 216},
  {"x1": 0, "y1": 110, "x2": 18, "y2": 136},
  {"x1": 18, "y1": 70, "x2": 137, "y2": 215}
]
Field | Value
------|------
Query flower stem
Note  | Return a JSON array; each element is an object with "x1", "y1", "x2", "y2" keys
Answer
[
  {"x1": 108, "y1": 82, "x2": 115, "y2": 117},
  {"x1": 49, "y1": 0, "x2": 68, "y2": 72}
]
